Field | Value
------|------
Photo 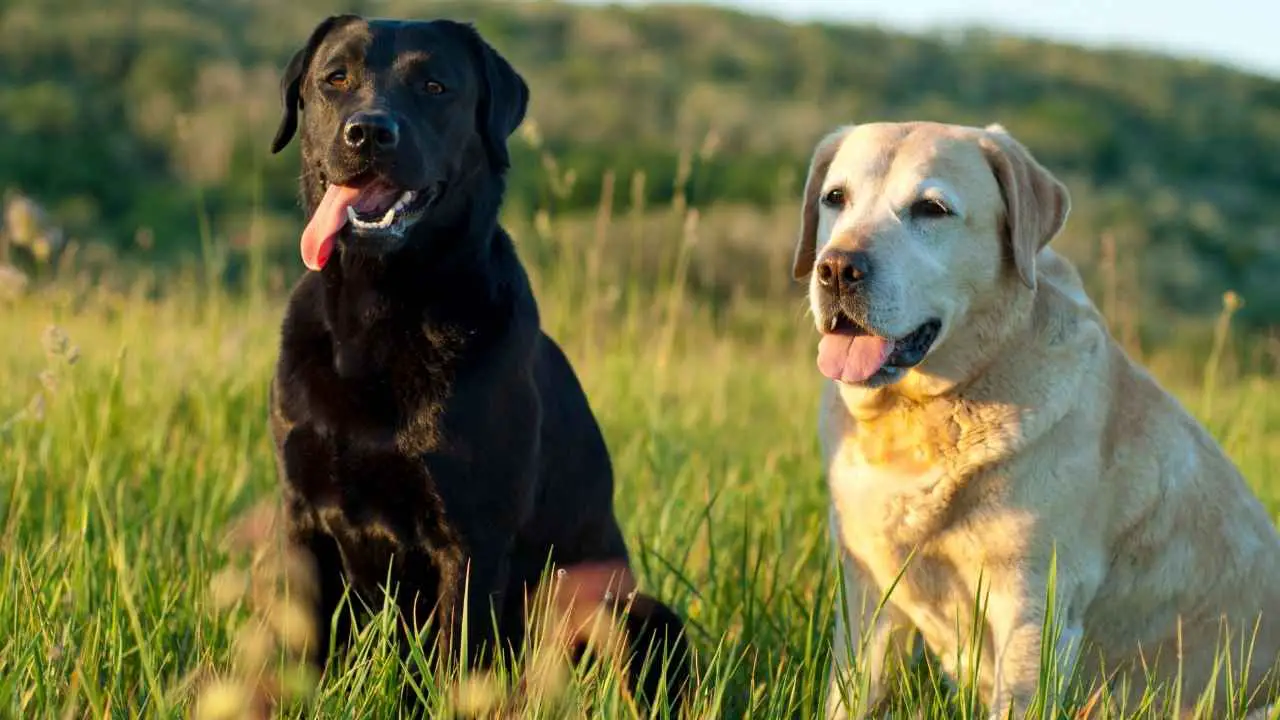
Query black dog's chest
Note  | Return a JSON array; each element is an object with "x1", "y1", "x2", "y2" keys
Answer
[
  {"x1": 287, "y1": 312, "x2": 465, "y2": 450},
  {"x1": 324, "y1": 511, "x2": 435, "y2": 598},
  {"x1": 283, "y1": 423, "x2": 461, "y2": 600},
  {"x1": 288, "y1": 411, "x2": 460, "y2": 527},
  {"x1": 276, "y1": 291, "x2": 484, "y2": 590},
  {"x1": 322, "y1": 507, "x2": 446, "y2": 610}
]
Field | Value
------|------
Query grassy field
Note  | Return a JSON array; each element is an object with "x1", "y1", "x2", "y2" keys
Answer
[{"x1": 2, "y1": 185, "x2": 1280, "y2": 719}]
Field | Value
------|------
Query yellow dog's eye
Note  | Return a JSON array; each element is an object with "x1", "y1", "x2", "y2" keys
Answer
[
  {"x1": 911, "y1": 198, "x2": 951, "y2": 219},
  {"x1": 325, "y1": 70, "x2": 349, "y2": 88},
  {"x1": 820, "y1": 188, "x2": 846, "y2": 207}
]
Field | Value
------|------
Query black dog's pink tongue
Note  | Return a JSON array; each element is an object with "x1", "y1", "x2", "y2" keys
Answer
[
  {"x1": 301, "y1": 184, "x2": 361, "y2": 271},
  {"x1": 352, "y1": 183, "x2": 401, "y2": 215},
  {"x1": 817, "y1": 333, "x2": 896, "y2": 384}
]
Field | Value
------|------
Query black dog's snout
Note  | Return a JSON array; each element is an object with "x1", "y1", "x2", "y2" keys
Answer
[
  {"x1": 343, "y1": 110, "x2": 400, "y2": 153},
  {"x1": 815, "y1": 250, "x2": 872, "y2": 293}
]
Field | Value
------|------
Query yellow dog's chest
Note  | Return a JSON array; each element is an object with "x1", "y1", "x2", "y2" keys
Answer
[
  {"x1": 823, "y1": 404, "x2": 965, "y2": 540},
  {"x1": 827, "y1": 422, "x2": 1029, "y2": 689}
]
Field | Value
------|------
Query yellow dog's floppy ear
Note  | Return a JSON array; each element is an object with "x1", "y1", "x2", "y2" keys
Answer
[
  {"x1": 793, "y1": 126, "x2": 852, "y2": 281},
  {"x1": 980, "y1": 124, "x2": 1070, "y2": 290}
]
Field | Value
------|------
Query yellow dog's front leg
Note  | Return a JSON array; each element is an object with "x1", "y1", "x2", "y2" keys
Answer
[
  {"x1": 826, "y1": 529, "x2": 921, "y2": 719},
  {"x1": 986, "y1": 590, "x2": 1084, "y2": 720}
]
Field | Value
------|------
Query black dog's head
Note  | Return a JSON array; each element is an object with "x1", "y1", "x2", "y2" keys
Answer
[{"x1": 271, "y1": 15, "x2": 529, "y2": 270}]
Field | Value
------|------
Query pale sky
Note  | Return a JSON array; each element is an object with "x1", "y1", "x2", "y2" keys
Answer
[{"x1": 572, "y1": 0, "x2": 1280, "y2": 79}]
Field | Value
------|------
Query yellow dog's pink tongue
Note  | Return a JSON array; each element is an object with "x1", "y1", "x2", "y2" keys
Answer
[
  {"x1": 817, "y1": 333, "x2": 895, "y2": 384},
  {"x1": 300, "y1": 184, "x2": 362, "y2": 271}
]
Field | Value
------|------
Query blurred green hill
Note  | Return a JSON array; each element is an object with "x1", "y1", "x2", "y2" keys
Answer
[{"x1": 2, "y1": 0, "x2": 1279, "y2": 331}]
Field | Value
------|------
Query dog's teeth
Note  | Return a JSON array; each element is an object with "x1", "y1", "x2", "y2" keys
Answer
[
  {"x1": 829, "y1": 316, "x2": 838, "y2": 332},
  {"x1": 389, "y1": 191, "x2": 415, "y2": 214},
  {"x1": 345, "y1": 192, "x2": 416, "y2": 231}
]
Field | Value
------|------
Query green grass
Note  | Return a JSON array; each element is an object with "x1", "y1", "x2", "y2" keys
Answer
[{"x1": 2, "y1": 191, "x2": 1280, "y2": 718}]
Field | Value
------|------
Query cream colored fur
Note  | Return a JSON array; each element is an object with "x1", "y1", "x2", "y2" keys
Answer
[{"x1": 795, "y1": 121, "x2": 1280, "y2": 719}]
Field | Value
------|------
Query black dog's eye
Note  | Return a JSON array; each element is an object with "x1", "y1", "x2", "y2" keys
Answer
[
  {"x1": 325, "y1": 69, "x2": 349, "y2": 89},
  {"x1": 910, "y1": 198, "x2": 951, "y2": 219},
  {"x1": 423, "y1": 80, "x2": 446, "y2": 95},
  {"x1": 820, "y1": 187, "x2": 846, "y2": 208}
]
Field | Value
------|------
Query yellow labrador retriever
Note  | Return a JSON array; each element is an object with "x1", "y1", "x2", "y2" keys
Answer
[{"x1": 795, "y1": 121, "x2": 1280, "y2": 719}]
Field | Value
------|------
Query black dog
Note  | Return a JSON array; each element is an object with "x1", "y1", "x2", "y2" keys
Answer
[{"x1": 265, "y1": 14, "x2": 691, "y2": 712}]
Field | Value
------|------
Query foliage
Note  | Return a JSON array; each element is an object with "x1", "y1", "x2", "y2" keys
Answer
[
  {"x1": 0, "y1": 0, "x2": 1278, "y2": 330},
  {"x1": 4, "y1": 2, "x2": 1280, "y2": 716},
  {"x1": 2, "y1": 186, "x2": 1279, "y2": 716}
]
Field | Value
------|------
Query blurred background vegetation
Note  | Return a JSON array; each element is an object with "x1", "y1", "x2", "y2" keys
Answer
[
  {"x1": 2, "y1": 4, "x2": 1279, "y2": 714},
  {"x1": 1, "y1": 0, "x2": 1278, "y2": 359}
]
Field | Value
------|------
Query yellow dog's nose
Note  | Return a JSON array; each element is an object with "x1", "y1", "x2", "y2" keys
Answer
[{"x1": 815, "y1": 249, "x2": 871, "y2": 294}]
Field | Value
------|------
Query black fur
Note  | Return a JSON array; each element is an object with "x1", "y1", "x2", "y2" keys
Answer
[{"x1": 266, "y1": 15, "x2": 691, "y2": 712}]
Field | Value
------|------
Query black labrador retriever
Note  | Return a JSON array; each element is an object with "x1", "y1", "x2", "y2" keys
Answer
[{"x1": 265, "y1": 14, "x2": 692, "y2": 712}]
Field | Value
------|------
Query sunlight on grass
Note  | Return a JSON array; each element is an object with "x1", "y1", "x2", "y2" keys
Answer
[{"x1": 2, "y1": 159, "x2": 1279, "y2": 718}]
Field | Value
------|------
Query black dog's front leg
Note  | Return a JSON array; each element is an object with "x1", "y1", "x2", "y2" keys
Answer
[
  {"x1": 432, "y1": 531, "x2": 514, "y2": 669},
  {"x1": 277, "y1": 425, "x2": 355, "y2": 672},
  {"x1": 296, "y1": 529, "x2": 353, "y2": 669}
]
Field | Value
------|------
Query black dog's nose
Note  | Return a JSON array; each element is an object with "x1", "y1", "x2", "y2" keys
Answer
[
  {"x1": 815, "y1": 250, "x2": 871, "y2": 293},
  {"x1": 343, "y1": 111, "x2": 400, "y2": 152}
]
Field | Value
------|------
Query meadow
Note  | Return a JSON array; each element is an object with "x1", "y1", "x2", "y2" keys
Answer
[{"x1": 3, "y1": 158, "x2": 1280, "y2": 719}]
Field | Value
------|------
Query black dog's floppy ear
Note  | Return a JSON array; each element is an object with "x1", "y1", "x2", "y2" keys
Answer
[
  {"x1": 270, "y1": 14, "x2": 359, "y2": 155},
  {"x1": 455, "y1": 23, "x2": 529, "y2": 170}
]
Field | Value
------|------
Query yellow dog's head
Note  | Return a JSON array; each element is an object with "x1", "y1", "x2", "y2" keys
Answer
[{"x1": 793, "y1": 121, "x2": 1070, "y2": 393}]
